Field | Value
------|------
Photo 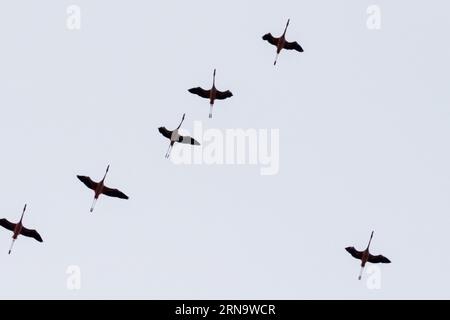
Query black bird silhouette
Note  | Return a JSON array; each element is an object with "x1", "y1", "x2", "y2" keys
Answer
[
  {"x1": 159, "y1": 113, "x2": 200, "y2": 159},
  {"x1": 77, "y1": 165, "x2": 129, "y2": 212},
  {"x1": 263, "y1": 19, "x2": 303, "y2": 65},
  {"x1": 0, "y1": 204, "x2": 43, "y2": 254},
  {"x1": 346, "y1": 231, "x2": 391, "y2": 280},
  {"x1": 188, "y1": 69, "x2": 233, "y2": 118}
]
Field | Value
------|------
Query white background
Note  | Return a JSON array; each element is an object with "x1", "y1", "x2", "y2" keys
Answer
[{"x1": 0, "y1": 0, "x2": 449, "y2": 299}]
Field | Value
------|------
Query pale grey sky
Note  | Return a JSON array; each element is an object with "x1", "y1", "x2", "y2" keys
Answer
[{"x1": 0, "y1": 0, "x2": 449, "y2": 299}]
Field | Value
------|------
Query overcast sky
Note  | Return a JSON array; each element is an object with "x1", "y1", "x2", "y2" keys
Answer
[{"x1": 0, "y1": 0, "x2": 449, "y2": 299}]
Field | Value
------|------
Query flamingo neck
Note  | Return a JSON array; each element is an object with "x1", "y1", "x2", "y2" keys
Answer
[
  {"x1": 19, "y1": 205, "x2": 26, "y2": 223},
  {"x1": 283, "y1": 20, "x2": 290, "y2": 36},
  {"x1": 177, "y1": 118, "x2": 185, "y2": 129},
  {"x1": 102, "y1": 166, "x2": 109, "y2": 183},
  {"x1": 366, "y1": 232, "x2": 374, "y2": 250}
]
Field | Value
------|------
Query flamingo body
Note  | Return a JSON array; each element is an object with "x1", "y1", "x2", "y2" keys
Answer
[
  {"x1": 188, "y1": 69, "x2": 233, "y2": 118},
  {"x1": 158, "y1": 114, "x2": 200, "y2": 158},
  {"x1": 0, "y1": 205, "x2": 43, "y2": 254},
  {"x1": 345, "y1": 231, "x2": 391, "y2": 280},
  {"x1": 77, "y1": 165, "x2": 129, "y2": 212},
  {"x1": 262, "y1": 19, "x2": 303, "y2": 65}
]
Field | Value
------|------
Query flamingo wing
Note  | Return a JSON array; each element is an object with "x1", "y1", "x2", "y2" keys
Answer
[
  {"x1": 345, "y1": 247, "x2": 363, "y2": 260},
  {"x1": 77, "y1": 175, "x2": 98, "y2": 191},
  {"x1": 178, "y1": 135, "x2": 201, "y2": 146},
  {"x1": 284, "y1": 40, "x2": 304, "y2": 52},
  {"x1": 188, "y1": 87, "x2": 211, "y2": 99},
  {"x1": 102, "y1": 186, "x2": 129, "y2": 199},
  {"x1": 368, "y1": 254, "x2": 391, "y2": 264},
  {"x1": 262, "y1": 33, "x2": 279, "y2": 46},
  {"x1": 0, "y1": 219, "x2": 16, "y2": 232},
  {"x1": 158, "y1": 127, "x2": 173, "y2": 140},
  {"x1": 215, "y1": 90, "x2": 233, "y2": 100},
  {"x1": 20, "y1": 226, "x2": 43, "y2": 242}
]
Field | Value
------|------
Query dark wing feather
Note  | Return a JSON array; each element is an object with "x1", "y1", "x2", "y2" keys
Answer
[
  {"x1": 20, "y1": 226, "x2": 43, "y2": 242},
  {"x1": 178, "y1": 135, "x2": 201, "y2": 146},
  {"x1": 262, "y1": 33, "x2": 279, "y2": 46},
  {"x1": 188, "y1": 87, "x2": 211, "y2": 99},
  {"x1": 215, "y1": 90, "x2": 233, "y2": 100},
  {"x1": 0, "y1": 219, "x2": 16, "y2": 232},
  {"x1": 345, "y1": 247, "x2": 363, "y2": 260},
  {"x1": 284, "y1": 40, "x2": 304, "y2": 52},
  {"x1": 368, "y1": 254, "x2": 391, "y2": 264},
  {"x1": 102, "y1": 186, "x2": 129, "y2": 199},
  {"x1": 77, "y1": 175, "x2": 98, "y2": 191},
  {"x1": 158, "y1": 127, "x2": 173, "y2": 139}
]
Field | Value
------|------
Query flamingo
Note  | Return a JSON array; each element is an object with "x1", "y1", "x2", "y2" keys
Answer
[
  {"x1": 77, "y1": 165, "x2": 129, "y2": 213},
  {"x1": 188, "y1": 69, "x2": 233, "y2": 118},
  {"x1": 262, "y1": 19, "x2": 304, "y2": 65},
  {"x1": 158, "y1": 113, "x2": 200, "y2": 159},
  {"x1": 0, "y1": 204, "x2": 43, "y2": 255},
  {"x1": 346, "y1": 231, "x2": 391, "y2": 280}
]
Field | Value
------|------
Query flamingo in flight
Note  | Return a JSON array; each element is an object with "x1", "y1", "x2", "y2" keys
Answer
[
  {"x1": 0, "y1": 204, "x2": 43, "y2": 255},
  {"x1": 262, "y1": 19, "x2": 304, "y2": 65},
  {"x1": 158, "y1": 113, "x2": 200, "y2": 159},
  {"x1": 346, "y1": 231, "x2": 391, "y2": 280},
  {"x1": 188, "y1": 69, "x2": 233, "y2": 118},
  {"x1": 77, "y1": 165, "x2": 129, "y2": 213}
]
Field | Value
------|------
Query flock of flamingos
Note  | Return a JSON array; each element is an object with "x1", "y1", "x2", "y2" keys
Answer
[{"x1": 0, "y1": 19, "x2": 391, "y2": 281}]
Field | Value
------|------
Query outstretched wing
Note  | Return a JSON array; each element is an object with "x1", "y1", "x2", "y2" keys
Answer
[
  {"x1": 284, "y1": 40, "x2": 304, "y2": 52},
  {"x1": 368, "y1": 254, "x2": 391, "y2": 264},
  {"x1": 178, "y1": 135, "x2": 201, "y2": 146},
  {"x1": 20, "y1": 226, "x2": 43, "y2": 242},
  {"x1": 158, "y1": 127, "x2": 173, "y2": 139},
  {"x1": 102, "y1": 186, "x2": 129, "y2": 199},
  {"x1": 345, "y1": 247, "x2": 363, "y2": 260},
  {"x1": 77, "y1": 175, "x2": 98, "y2": 191},
  {"x1": 0, "y1": 219, "x2": 16, "y2": 232},
  {"x1": 188, "y1": 87, "x2": 211, "y2": 99},
  {"x1": 215, "y1": 90, "x2": 233, "y2": 100},
  {"x1": 262, "y1": 33, "x2": 279, "y2": 46}
]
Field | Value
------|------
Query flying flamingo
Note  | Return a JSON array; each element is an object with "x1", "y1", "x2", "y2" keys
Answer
[
  {"x1": 158, "y1": 113, "x2": 200, "y2": 159},
  {"x1": 262, "y1": 19, "x2": 304, "y2": 65},
  {"x1": 188, "y1": 69, "x2": 233, "y2": 118},
  {"x1": 0, "y1": 204, "x2": 43, "y2": 255},
  {"x1": 346, "y1": 231, "x2": 391, "y2": 280},
  {"x1": 77, "y1": 165, "x2": 129, "y2": 212}
]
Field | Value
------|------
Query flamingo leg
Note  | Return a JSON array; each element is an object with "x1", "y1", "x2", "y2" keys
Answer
[
  {"x1": 90, "y1": 197, "x2": 98, "y2": 213},
  {"x1": 358, "y1": 266, "x2": 365, "y2": 280},
  {"x1": 8, "y1": 238, "x2": 15, "y2": 255},
  {"x1": 209, "y1": 104, "x2": 213, "y2": 119},
  {"x1": 274, "y1": 53, "x2": 279, "y2": 66},
  {"x1": 165, "y1": 143, "x2": 172, "y2": 158}
]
